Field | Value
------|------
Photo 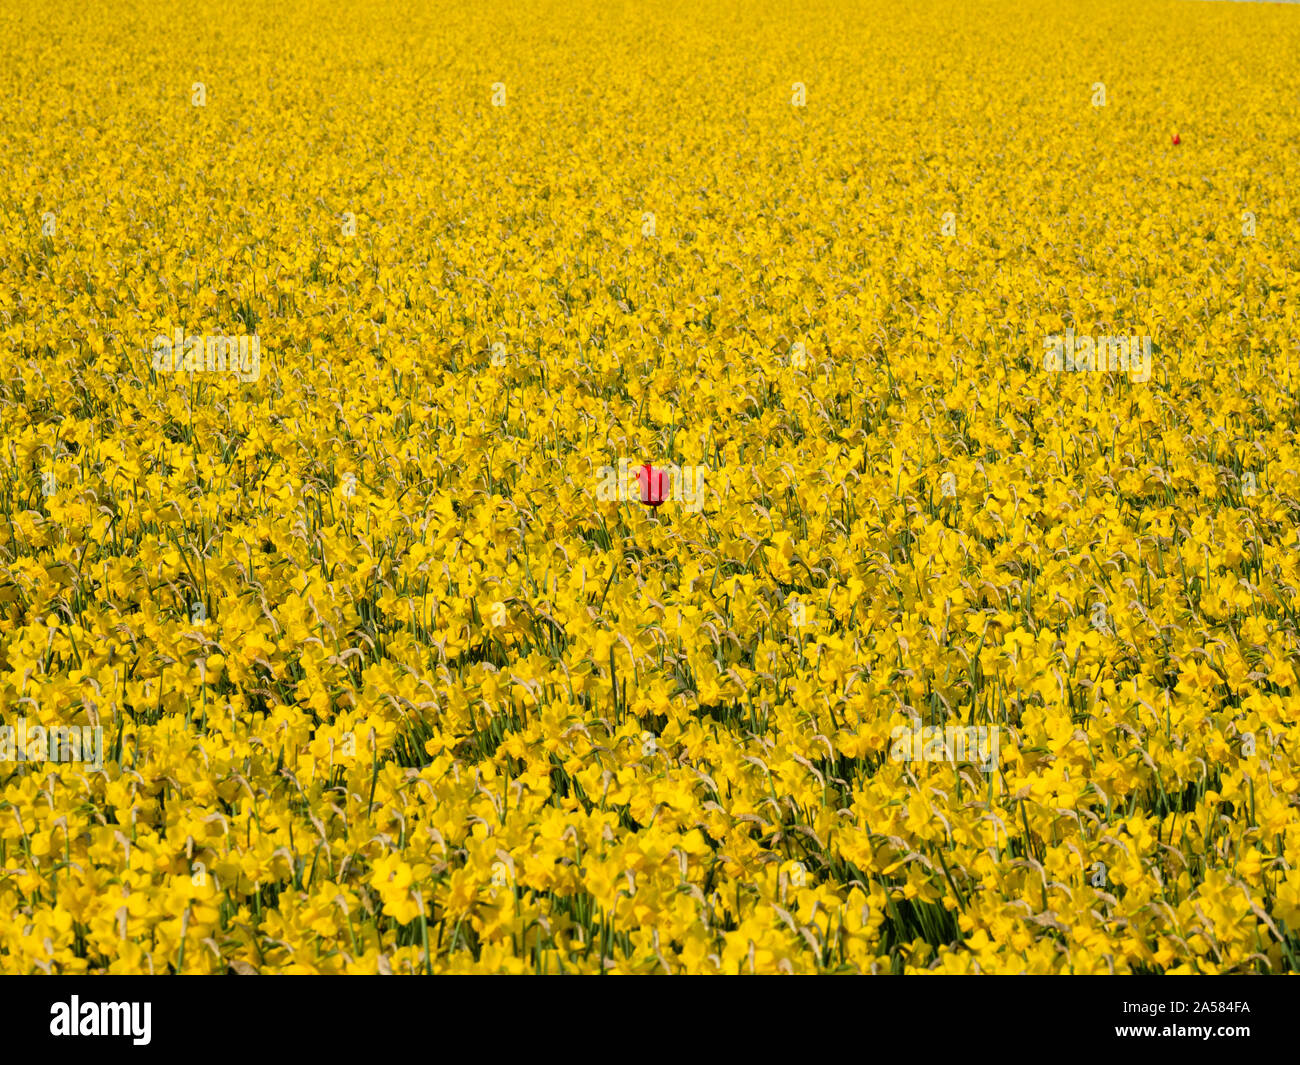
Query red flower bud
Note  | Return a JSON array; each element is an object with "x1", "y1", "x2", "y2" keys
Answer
[{"x1": 637, "y1": 462, "x2": 668, "y2": 507}]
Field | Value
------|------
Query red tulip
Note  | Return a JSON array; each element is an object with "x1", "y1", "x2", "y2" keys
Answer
[
  {"x1": 636, "y1": 462, "x2": 669, "y2": 507},
  {"x1": 1172, "y1": 134, "x2": 1180, "y2": 145}
]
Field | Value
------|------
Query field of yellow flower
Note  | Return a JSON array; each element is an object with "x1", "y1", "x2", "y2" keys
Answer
[{"x1": 2, "y1": 0, "x2": 1300, "y2": 975}]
